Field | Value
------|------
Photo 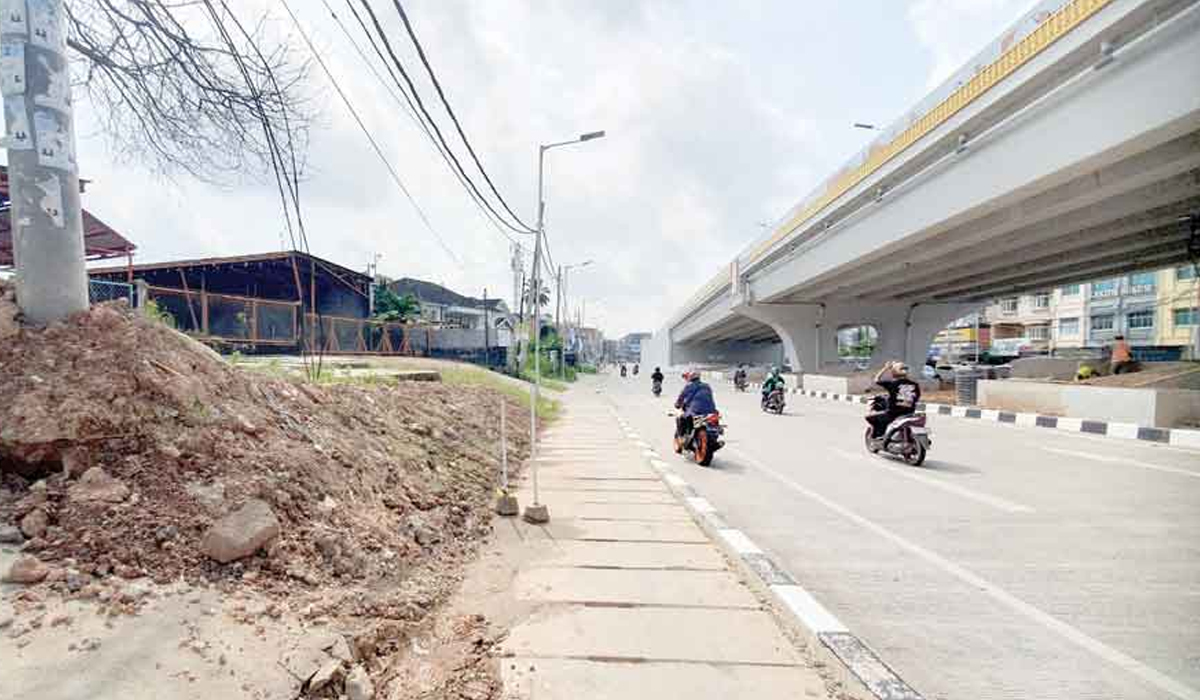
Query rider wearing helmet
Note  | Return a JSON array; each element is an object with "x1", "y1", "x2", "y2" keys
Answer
[
  {"x1": 867, "y1": 360, "x2": 921, "y2": 439},
  {"x1": 651, "y1": 366, "x2": 664, "y2": 385},
  {"x1": 761, "y1": 366, "x2": 785, "y2": 407},
  {"x1": 674, "y1": 370, "x2": 717, "y2": 451}
]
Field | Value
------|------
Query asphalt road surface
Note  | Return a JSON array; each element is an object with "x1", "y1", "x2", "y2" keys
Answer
[{"x1": 600, "y1": 372, "x2": 1200, "y2": 700}]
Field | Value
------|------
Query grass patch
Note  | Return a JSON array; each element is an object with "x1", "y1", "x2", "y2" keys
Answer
[{"x1": 441, "y1": 366, "x2": 561, "y2": 422}]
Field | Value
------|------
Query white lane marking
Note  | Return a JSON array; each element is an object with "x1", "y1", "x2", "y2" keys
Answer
[
  {"x1": 1043, "y1": 447, "x2": 1200, "y2": 479},
  {"x1": 718, "y1": 528, "x2": 763, "y2": 555},
  {"x1": 729, "y1": 446, "x2": 1200, "y2": 700},
  {"x1": 664, "y1": 474, "x2": 686, "y2": 488},
  {"x1": 771, "y1": 584, "x2": 848, "y2": 634},
  {"x1": 830, "y1": 448, "x2": 1034, "y2": 514},
  {"x1": 686, "y1": 496, "x2": 715, "y2": 514},
  {"x1": 636, "y1": 440, "x2": 651, "y2": 449},
  {"x1": 649, "y1": 459, "x2": 670, "y2": 471},
  {"x1": 642, "y1": 449, "x2": 659, "y2": 459}
]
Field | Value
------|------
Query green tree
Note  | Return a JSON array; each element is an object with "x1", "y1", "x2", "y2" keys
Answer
[
  {"x1": 522, "y1": 278, "x2": 552, "y2": 309},
  {"x1": 373, "y1": 287, "x2": 421, "y2": 322}
]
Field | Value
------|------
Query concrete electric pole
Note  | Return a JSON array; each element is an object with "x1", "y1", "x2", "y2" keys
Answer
[{"x1": 1, "y1": 0, "x2": 89, "y2": 324}]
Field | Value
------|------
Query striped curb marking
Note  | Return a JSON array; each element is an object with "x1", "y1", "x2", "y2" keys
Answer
[
  {"x1": 640, "y1": 443, "x2": 923, "y2": 700},
  {"x1": 793, "y1": 389, "x2": 1200, "y2": 449}
]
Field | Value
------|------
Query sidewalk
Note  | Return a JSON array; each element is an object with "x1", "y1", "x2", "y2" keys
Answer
[{"x1": 491, "y1": 383, "x2": 831, "y2": 699}]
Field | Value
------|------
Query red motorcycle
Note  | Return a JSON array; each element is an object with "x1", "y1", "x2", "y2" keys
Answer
[{"x1": 672, "y1": 412, "x2": 725, "y2": 467}]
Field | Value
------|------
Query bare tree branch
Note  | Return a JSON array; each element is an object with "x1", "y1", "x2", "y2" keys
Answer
[{"x1": 64, "y1": 0, "x2": 312, "y2": 183}]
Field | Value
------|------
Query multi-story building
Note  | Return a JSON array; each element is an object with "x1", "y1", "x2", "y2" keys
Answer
[
  {"x1": 1158, "y1": 264, "x2": 1200, "y2": 358},
  {"x1": 979, "y1": 266, "x2": 1192, "y2": 360}
]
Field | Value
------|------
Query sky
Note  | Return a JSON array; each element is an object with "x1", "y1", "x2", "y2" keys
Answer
[{"x1": 54, "y1": 0, "x2": 1039, "y2": 338}]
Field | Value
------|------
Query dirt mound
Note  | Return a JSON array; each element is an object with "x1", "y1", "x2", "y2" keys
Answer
[{"x1": 0, "y1": 283, "x2": 530, "y2": 599}]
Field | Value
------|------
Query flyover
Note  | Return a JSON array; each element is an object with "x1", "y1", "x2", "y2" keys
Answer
[{"x1": 645, "y1": 0, "x2": 1200, "y2": 371}]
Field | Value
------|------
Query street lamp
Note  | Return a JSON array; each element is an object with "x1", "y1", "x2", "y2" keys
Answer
[
  {"x1": 558, "y1": 260, "x2": 595, "y2": 378},
  {"x1": 524, "y1": 130, "x2": 606, "y2": 524}
]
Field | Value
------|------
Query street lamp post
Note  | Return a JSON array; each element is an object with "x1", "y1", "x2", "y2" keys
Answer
[
  {"x1": 524, "y1": 130, "x2": 605, "y2": 525},
  {"x1": 558, "y1": 260, "x2": 594, "y2": 378}
]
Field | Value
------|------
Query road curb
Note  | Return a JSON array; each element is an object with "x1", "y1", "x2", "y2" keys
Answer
[
  {"x1": 615, "y1": 411, "x2": 924, "y2": 700},
  {"x1": 790, "y1": 388, "x2": 1200, "y2": 450}
]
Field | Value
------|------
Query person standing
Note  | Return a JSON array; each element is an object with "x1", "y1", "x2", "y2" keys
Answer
[{"x1": 1110, "y1": 335, "x2": 1134, "y2": 374}]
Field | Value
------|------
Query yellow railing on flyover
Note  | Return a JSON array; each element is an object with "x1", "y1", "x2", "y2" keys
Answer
[{"x1": 674, "y1": 0, "x2": 1112, "y2": 325}]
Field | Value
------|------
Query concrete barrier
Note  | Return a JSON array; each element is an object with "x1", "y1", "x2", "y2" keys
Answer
[
  {"x1": 978, "y1": 380, "x2": 1200, "y2": 428},
  {"x1": 802, "y1": 374, "x2": 874, "y2": 396}
]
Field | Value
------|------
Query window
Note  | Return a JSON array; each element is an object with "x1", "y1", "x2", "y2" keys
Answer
[
  {"x1": 1128, "y1": 272, "x2": 1156, "y2": 293},
  {"x1": 1027, "y1": 325, "x2": 1050, "y2": 340},
  {"x1": 1090, "y1": 314, "x2": 1114, "y2": 332},
  {"x1": 1033, "y1": 292, "x2": 1051, "y2": 309},
  {"x1": 1058, "y1": 317, "x2": 1079, "y2": 336},
  {"x1": 1177, "y1": 266, "x2": 1197, "y2": 281},
  {"x1": 1175, "y1": 308, "x2": 1199, "y2": 326},
  {"x1": 1127, "y1": 310, "x2": 1154, "y2": 330},
  {"x1": 1001, "y1": 297, "x2": 1018, "y2": 314},
  {"x1": 1061, "y1": 284, "x2": 1080, "y2": 296},
  {"x1": 1091, "y1": 279, "x2": 1119, "y2": 298}
]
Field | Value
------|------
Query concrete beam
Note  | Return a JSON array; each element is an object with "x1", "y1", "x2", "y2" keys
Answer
[{"x1": 799, "y1": 134, "x2": 1200, "y2": 300}]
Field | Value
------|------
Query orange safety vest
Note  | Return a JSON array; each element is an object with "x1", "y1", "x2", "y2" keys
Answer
[{"x1": 1112, "y1": 341, "x2": 1131, "y2": 363}]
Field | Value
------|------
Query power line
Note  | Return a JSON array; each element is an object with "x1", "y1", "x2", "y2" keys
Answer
[
  {"x1": 355, "y1": 0, "x2": 535, "y2": 236},
  {"x1": 321, "y1": 0, "x2": 520, "y2": 245},
  {"x1": 281, "y1": 0, "x2": 462, "y2": 266},
  {"x1": 391, "y1": 0, "x2": 533, "y2": 232}
]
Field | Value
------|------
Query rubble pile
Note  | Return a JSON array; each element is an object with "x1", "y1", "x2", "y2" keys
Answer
[{"x1": 0, "y1": 283, "x2": 533, "y2": 695}]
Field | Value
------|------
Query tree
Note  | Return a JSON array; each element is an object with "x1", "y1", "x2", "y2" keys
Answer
[
  {"x1": 373, "y1": 287, "x2": 420, "y2": 323},
  {"x1": 64, "y1": 0, "x2": 312, "y2": 181},
  {"x1": 522, "y1": 278, "x2": 551, "y2": 310}
]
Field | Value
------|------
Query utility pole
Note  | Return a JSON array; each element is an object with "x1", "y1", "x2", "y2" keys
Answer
[
  {"x1": 2, "y1": 0, "x2": 89, "y2": 324},
  {"x1": 483, "y1": 287, "x2": 490, "y2": 366}
]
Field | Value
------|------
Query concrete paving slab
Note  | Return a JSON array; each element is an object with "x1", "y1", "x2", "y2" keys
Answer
[
  {"x1": 527, "y1": 540, "x2": 727, "y2": 570},
  {"x1": 574, "y1": 502, "x2": 693, "y2": 521},
  {"x1": 502, "y1": 657, "x2": 822, "y2": 700},
  {"x1": 544, "y1": 518, "x2": 708, "y2": 543},
  {"x1": 535, "y1": 478, "x2": 669, "y2": 493},
  {"x1": 515, "y1": 567, "x2": 759, "y2": 608},
  {"x1": 502, "y1": 605, "x2": 802, "y2": 665}
]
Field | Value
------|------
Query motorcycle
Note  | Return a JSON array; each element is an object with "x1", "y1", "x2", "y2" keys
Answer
[
  {"x1": 620, "y1": 365, "x2": 627, "y2": 378},
  {"x1": 761, "y1": 387, "x2": 785, "y2": 414},
  {"x1": 864, "y1": 395, "x2": 931, "y2": 466},
  {"x1": 671, "y1": 411, "x2": 725, "y2": 466},
  {"x1": 734, "y1": 374, "x2": 748, "y2": 392},
  {"x1": 633, "y1": 365, "x2": 640, "y2": 376},
  {"x1": 652, "y1": 378, "x2": 663, "y2": 397}
]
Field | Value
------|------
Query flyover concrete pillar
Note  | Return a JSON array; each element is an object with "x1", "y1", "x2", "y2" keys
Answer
[
  {"x1": 734, "y1": 304, "x2": 821, "y2": 373},
  {"x1": 736, "y1": 301, "x2": 976, "y2": 373}
]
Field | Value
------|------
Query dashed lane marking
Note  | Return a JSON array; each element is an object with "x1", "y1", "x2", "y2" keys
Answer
[{"x1": 1043, "y1": 446, "x2": 1200, "y2": 479}]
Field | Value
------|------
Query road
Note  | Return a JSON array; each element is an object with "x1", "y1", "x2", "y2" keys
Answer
[{"x1": 599, "y1": 372, "x2": 1200, "y2": 700}]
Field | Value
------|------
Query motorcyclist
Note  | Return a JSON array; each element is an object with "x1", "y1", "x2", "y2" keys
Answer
[
  {"x1": 760, "y1": 366, "x2": 785, "y2": 407},
  {"x1": 633, "y1": 364, "x2": 640, "y2": 376},
  {"x1": 674, "y1": 370, "x2": 717, "y2": 452},
  {"x1": 651, "y1": 366, "x2": 664, "y2": 386},
  {"x1": 867, "y1": 360, "x2": 921, "y2": 440},
  {"x1": 620, "y1": 363, "x2": 627, "y2": 377},
  {"x1": 733, "y1": 364, "x2": 748, "y2": 389}
]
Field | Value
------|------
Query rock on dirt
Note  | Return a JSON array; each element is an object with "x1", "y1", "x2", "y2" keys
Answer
[
  {"x1": 200, "y1": 499, "x2": 281, "y2": 564},
  {"x1": 19, "y1": 507, "x2": 48, "y2": 538},
  {"x1": 3, "y1": 554, "x2": 49, "y2": 583},
  {"x1": 1, "y1": 523, "x2": 26, "y2": 544},
  {"x1": 308, "y1": 658, "x2": 345, "y2": 693},
  {"x1": 67, "y1": 467, "x2": 130, "y2": 504},
  {"x1": 345, "y1": 664, "x2": 375, "y2": 700}
]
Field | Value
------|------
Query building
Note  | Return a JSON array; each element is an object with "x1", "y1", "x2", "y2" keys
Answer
[
  {"x1": 929, "y1": 313, "x2": 990, "y2": 361},
  {"x1": 388, "y1": 278, "x2": 511, "y2": 331},
  {"x1": 90, "y1": 251, "x2": 373, "y2": 352},
  {"x1": 575, "y1": 327, "x2": 604, "y2": 364},
  {"x1": 619, "y1": 332, "x2": 651, "y2": 363},
  {"x1": 1158, "y1": 264, "x2": 1200, "y2": 358},
  {"x1": 980, "y1": 265, "x2": 1192, "y2": 360}
]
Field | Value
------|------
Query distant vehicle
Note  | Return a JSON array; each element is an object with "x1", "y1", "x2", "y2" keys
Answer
[
  {"x1": 652, "y1": 378, "x2": 663, "y2": 397},
  {"x1": 761, "y1": 387, "x2": 786, "y2": 415}
]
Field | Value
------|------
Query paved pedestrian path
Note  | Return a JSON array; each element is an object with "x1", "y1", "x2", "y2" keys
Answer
[{"x1": 495, "y1": 385, "x2": 830, "y2": 699}]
